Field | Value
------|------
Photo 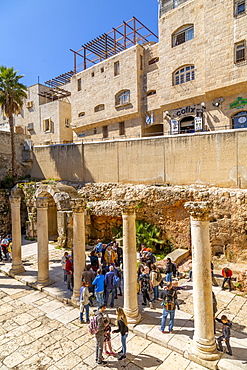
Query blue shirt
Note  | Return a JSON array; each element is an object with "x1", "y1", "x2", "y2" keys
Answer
[
  {"x1": 105, "y1": 271, "x2": 115, "y2": 289},
  {"x1": 95, "y1": 242, "x2": 103, "y2": 253},
  {"x1": 92, "y1": 274, "x2": 105, "y2": 292}
]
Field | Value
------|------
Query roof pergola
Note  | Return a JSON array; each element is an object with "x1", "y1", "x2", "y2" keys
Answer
[
  {"x1": 44, "y1": 71, "x2": 74, "y2": 88},
  {"x1": 38, "y1": 86, "x2": 71, "y2": 101}
]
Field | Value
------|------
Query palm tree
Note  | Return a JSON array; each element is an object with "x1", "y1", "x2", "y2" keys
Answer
[{"x1": 0, "y1": 66, "x2": 27, "y2": 184}]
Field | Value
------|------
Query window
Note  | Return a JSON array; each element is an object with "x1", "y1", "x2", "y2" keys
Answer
[
  {"x1": 234, "y1": 0, "x2": 245, "y2": 15},
  {"x1": 78, "y1": 112, "x2": 85, "y2": 117},
  {"x1": 114, "y1": 61, "x2": 120, "y2": 76},
  {"x1": 232, "y1": 111, "x2": 247, "y2": 129},
  {"x1": 173, "y1": 65, "x2": 195, "y2": 85},
  {"x1": 94, "y1": 104, "x2": 105, "y2": 112},
  {"x1": 172, "y1": 25, "x2": 194, "y2": 47},
  {"x1": 65, "y1": 118, "x2": 70, "y2": 128},
  {"x1": 101, "y1": 67, "x2": 104, "y2": 73},
  {"x1": 235, "y1": 41, "x2": 246, "y2": 63},
  {"x1": 115, "y1": 90, "x2": 130, "y2": 106},
  {"x1": 148, "y1": 57, "x2": 159, "y2": 65},
  {"x1": 119, "y1": 122, "x2": 125, "y2": 136},
  {"x1": 43, "y1": 118, "x2": 52, "y2": 132},
  {"x1": 102, "y1": 125, "x2": 108, "y2": 138},
  {"x1": 77, "y1": 78, "x2": 81, "y2": 91},
  {"x1": 147, "y1": 90, "x2": 156, "y2": 96},
  {"x1": 140, "y1": 55, "x2": 143, "y2": 70},
  {"x1": 93, "y1": 128, "x2": 97, "y2": 135},
  {"x1": 91, "y1": 72, "x2": 95, "y2": 77}
]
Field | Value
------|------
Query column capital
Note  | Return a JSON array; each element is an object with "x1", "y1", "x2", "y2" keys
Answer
[
  {"x1": 71, "y1": 198, "x2": 86, "y2": 213},
  {"x1": 10, "y1": 195, "x2": 21, "y2": 205},
  {"x1": 36, "y1": 197, "x2": 48, "y2": 209},
  {"x1": 184, "y1": 201, "x2": 212, "y2": 221},
  {"x1": 117, "y1": 200, "x2": 138, "y2": 215}
]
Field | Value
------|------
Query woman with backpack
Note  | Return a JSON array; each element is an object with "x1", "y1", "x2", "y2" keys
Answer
[
  {"x1": 112, "y1": 307, "x2": 129, "y2": 361},
  {"x1": 150, "y1": 265, "x2": 162, "y2": 301}
]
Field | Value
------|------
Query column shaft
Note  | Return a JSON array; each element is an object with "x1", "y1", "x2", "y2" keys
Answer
[
  {"x1": 10, "y1": 196, "x2": 25, "y2": 275},
  {"x1": 37, "y1": 197, "x2": 50, "y2": 284}
]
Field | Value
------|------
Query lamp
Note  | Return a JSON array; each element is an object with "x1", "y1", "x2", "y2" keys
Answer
[{"x1": 201, "y1": 102, "x2": 206, "y2": 109}]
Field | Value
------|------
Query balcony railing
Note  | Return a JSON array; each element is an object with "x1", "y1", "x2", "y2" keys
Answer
[{"x1": 159, "y1": 0, "x2": 190, "y2": 17}]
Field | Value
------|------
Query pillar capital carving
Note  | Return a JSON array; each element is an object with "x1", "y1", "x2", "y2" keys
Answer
[
  {"x1": 117, "y1": 200, "x2": 138, "y2": 215},
  {"x1": 71, "y1": 198, "x2": 86, "y2": 213},
  {"x1": 36, "y1": 197, "x2": 48, "y2": 209},
  {"x1": 184, "y1": 201, "x2": 212, "y2": 221},
  {"x1": 10, "y1": 195, "x2": 21, "y2": 205}
]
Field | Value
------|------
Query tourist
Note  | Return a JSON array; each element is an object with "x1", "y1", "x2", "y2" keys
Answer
[
  {"x1": 105, "y1": 265, "x2": 115, "y2": 307},
  {"x1": 79, "y1": 281, "x2": 91, "y2": 323},
  {"x1": 114, "y1": 242, "x2": 123, "y2": 267},
  {"x1": 94, "y1": 303, "x2": 107, "y2": 365},
  {"x1": 1, "y1": 235, "x2": 10, "y2": 261},
  {"x1": 104, "y1": 245, "x2": 117, "y2": 265},
  {"x1": 65, "y1": 255, "x2": 73, "y2": 291},
  {"x1": 145, "y1": 248, "x2": 156, "y2": 269},
  {"x1": 150, "y1": 264, "x2": 162, "y2": 301},
  {"x1": 221, "y1": 267, "x2": 233, "y2": 292},
  {"x1": 172, "y1": 280, "x2": 187, "y2": 310},
  {"x1": 138, "y1": 266, "x2": 153, "y2": 308},
  {"x1": 61, "y1": 251, "x2": 68, "y2": 284},
  {"x1": 95, "y1": 239, "x2": 103, "y2": 255},
  {"x1": 103, "y1": 316, "x2": 115, "y2": 355},
  {"x1": 139, "y1": 244, "x2": 147, "y2": 259},
  {"x1": 90, "y1": 250, "x2": 99, "y2": 272},
  {"x1": 137, "y1": 258, "x2": 146, "y2": 278},
  {"x1": 212, "y1": 291, "x2": 217, "y2": 334},
  {"x1": 92, "y1": 269, "x2": 105, "y2": 308},
  {"x1": 112, "y1": 307, "x2": 129, "y2": 361},
  {"x1": 216, "y1": 315, "x2": 232, "y2": 356},
  {"x1": 165, "y1": 257, "x2": 173, "y2": 282},
  {"x1": 82, "y1": 264, "x2": 96, "y2": 304},
  {"x1": 159, "y1": 282, "x2": 177, "y2": 333}
]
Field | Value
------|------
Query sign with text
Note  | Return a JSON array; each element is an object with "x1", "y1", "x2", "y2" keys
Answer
[
  {"x1": 171, "y1": 119, "x2": 179, "y2": 134},
  {"x1": 230, "y1": 97, "x2": 247, "y2": 109},
  {"x1": 194, "y1": 117, "x2": 203, "y2": 131}
]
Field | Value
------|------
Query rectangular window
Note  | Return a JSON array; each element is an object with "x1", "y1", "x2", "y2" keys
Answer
[
  {"x1": 234, "y1": 0, "x2": 245, "y2": 15},
  {"x1": 119, "y1": 122, "x2": 125, "y2": 136},
  {"x1": 114, "y1": 61, "x2": 120, "y2": 76},
  {"x1": 102, "y1": 125, "x2": 108, "y2": 138},
  {"x1": 235, "y1": 41, "x2": 246, "y2": 63},
  {"x1": 43, "y1": 118, "x2": 52, "y2": 132},
  {"x1": 140, "y1": 55, "x2": 143, "y2": 70},
  {"x1": 65, "y1": 118, "x2": 70, "y2": 128},
  {"x1": 77, "y1": 78, "x2": 81, "y2": 91}
]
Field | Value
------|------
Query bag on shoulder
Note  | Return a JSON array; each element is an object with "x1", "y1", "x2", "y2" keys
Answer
[
  {"x1": 113, "y1": 274, "x2": 121, "y2": 288},
  {"x1": 88, "y1": 314, "x2": 99, "y2": 335},
  {"x1": 156, "y1": 270, "x2": 162, "y2": 283},
  {"x1": 165, "y1": 302, "x2": 175, "y2": 310},
  {"x1": 172, "y1": 263, "x2": 177, "y2": 277}
]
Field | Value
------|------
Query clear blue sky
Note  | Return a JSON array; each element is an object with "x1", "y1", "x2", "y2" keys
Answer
[{"x1": 1, "y1": 0, "x2": 158, "y2": 87}]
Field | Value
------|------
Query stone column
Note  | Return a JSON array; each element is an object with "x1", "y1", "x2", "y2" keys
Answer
[
  {"x1": 119, "y1": 200, "x2": 141, "y2": 324},
  {"x1": 184, "y1": 201, "x2": 219, "y2": 362},
  {"x1": 37, "y1": 197, "x2": 50, "y2": 285},
  {"x1": 71, "y1": 198, "x2": 86, "y2": 304},
  {"x1": 9, "y1": 196, "x2": 25, "y2": 275}
]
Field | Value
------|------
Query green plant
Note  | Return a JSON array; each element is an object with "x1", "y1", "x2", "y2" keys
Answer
[
  {"x1": 235, "y1": 282, "x2": 242, "y2": 290},
  {"x1": 0, "y1": 176, "x2": 14, "y2": 189}
]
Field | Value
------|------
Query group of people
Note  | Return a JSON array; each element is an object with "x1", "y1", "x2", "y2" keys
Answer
[{"x1": 0, "y1": 235, "x2": 12, "y2": 262}]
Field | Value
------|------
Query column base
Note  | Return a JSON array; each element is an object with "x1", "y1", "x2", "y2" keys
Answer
[
  {"x1": 126, "y1": 312, "x2": 142, "y2": 325},
  {"x1": 35, "y1": 278, "x2": 53, "y2": 287},
  {"x1": 9, "y1": 265, "x2": 25, "y2": 276},
  {"x1": 71, "y1": 294, "x2": 80, "y2": 306},
  {"x1": 186, "y1": 340, "x2": 220, "y2": 369}
]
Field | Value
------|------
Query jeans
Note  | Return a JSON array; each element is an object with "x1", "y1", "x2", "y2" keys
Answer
[
  {"x1": 121, "y1": 333, "x2": 128, "y2": 357},
  {"x1": 161, "y1": 308, "x2": 175, "y2": 332},
  {"x1": 67, "y1": 274, "x2": 73, "y2": 290},
  {"x1": 80, "y1": 304, "x2": 89, "y2": 322},
  {"x1": 166, "y1": 272, "x2": 173, "y2": 282},
  {"x1": 95, "y1": 333, "x2": 104, "y2": 362},
  {"x1": 63, "y1": 270, "x2": 67, "y2": 282},
  {"x1": 142, "y1": 290, "x2": 151, "y2": 305},
  {"x1": 217, "y1": 335, "x2": 232, "y2": 355},
  {"x1": 95, "y1": 291, "x2": 104, "y2": 308},
  {"x1": 222, "y1": 277, "x2": 231, "y2": 291},
  {"x1": 153, "y1": 285, "x2": 159, "y2": 301},
  {"x1": 105, "y1": 288, "x2": 115, "y2": 307}
]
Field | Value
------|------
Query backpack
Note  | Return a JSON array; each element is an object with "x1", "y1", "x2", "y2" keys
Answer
[
  {"x1": 88, "y1": 314, "x2": 99, "y2": 335},
  {"x1": 156, "y1": 270, "x2": 162, "y2": 283},
  {"x1": 172, "y1": 263, "x2": 177, "y2": 277},
  {"x1": 113, "y1": 274, "x2": 121, "y2": 288}
]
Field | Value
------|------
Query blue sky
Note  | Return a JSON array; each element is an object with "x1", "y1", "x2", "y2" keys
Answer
[{"x1": 1, "y1": 0, "x2": 158, "y2": 87}]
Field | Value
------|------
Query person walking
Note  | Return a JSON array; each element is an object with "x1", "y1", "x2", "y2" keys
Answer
[
  {"x1": 159, "y1": 282, "x2": 177, "y2": 333},
  {"x1": 90, "y1": 250, "x2": 99, "y2": 272},
  {"x1": 150, "y1": 265, "x2": 162, "y2": 301},
  {"x1": 65, "y1": 255, "x2": 73, "y2": 291},
  {"x1": 165, "y1": 258, "x2": 173, "y2": 282},
  {"x1": 138, "y1": 266, "x2": 153, "y2": 308},
  {"x1": 221, "y1": 267, "x2": 233, "y2": 292},
  {"x1": 61, "y1": 251, "x2": 68, "y2": 284},
  {"x1": 92, "y1": 269, "x2": 105, "y2": 308},
  {"x1": 95, "y1": 304, "x2": 107, "y2": 365},
  {"x1": 113, "y1": 307, "x2": 129, "y2": 361},
  {"x1": 79, "y1": 282, "x2": 91, "y2": 323},
  {"x1": 82, "y1": 264, "x2": 96, "y2": 305},
  {"x1": 105, "y1": 265, "x2": 115, "y2": 308},
  {"x1": 216, "y1": 315, "x2": 232, "y2": 356}
]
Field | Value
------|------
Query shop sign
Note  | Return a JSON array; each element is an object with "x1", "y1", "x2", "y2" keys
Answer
[
  {"x1": 194, "y1": 117, "x2": 202, "y2": 131},
  {"x1": 171, "y1": 119, "x2": 179, "y2": 134},
  {"x1": 173, "y1": 105, "x2": 197, "y2": 117},
  {"x1": 230, "y1": 97, "x2": 247, "y2": 109}
]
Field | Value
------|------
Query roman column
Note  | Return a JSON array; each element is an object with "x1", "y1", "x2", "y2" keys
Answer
[
  {"x1": 9, "y1": 195, "x2": 25, "y2": 275},
  {"x1": 37, "y1": 197, "x2": 50, "y2": 285},
  {"x1": 184, "y1": 201, "x2": 219, "y2": 361},
  {"x1": 71, "y1": 198, "x2": 86, "y2": 304},
  {"x1": 119, "y1": 200, "x2": 141, "y2": 324}
]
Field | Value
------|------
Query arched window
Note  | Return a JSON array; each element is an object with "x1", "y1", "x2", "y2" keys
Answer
[
  {"x1": 94, "y1": 104, "x2": 105, "y2": 112},
  {"x1": 232, "y1": 111, "x2": 247, "y2": 129},
  {"x1": 172, "y1": 25, "x2": 194, "y2": 47},
  {"x1": 78, "y1": 112, "x2": 85, "y2": 117},
  {"x1": 147, "y1": 90, "x2": 157, "y2": 96},
  {"x1": 173, "y1": 65, "x2": 195, "y2": 85},
  {"x1": 115, "y1": 90, "x2": 130, "y2": 107}
]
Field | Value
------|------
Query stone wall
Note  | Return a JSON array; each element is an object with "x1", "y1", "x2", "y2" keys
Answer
[{"x1": 0, "y1": 190, "x2": 11, "y2": 237}]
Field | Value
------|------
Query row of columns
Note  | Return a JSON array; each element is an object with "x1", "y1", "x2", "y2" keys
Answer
[{"x1": 9, "y1": 195, "x2": 218, "y2": 362}]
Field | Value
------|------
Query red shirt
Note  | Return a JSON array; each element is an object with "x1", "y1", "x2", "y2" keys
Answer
[
  {"x1": 222, "y1": 268, "x2": 232, "y2": 278},
  {"x1": 65, "y1": 259, "x2": 73, "y2": 274}
]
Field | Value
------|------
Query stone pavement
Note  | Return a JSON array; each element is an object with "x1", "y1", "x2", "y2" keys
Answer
[{"x1": 0, "y1": 239, "x2": 247, "y2": 370}]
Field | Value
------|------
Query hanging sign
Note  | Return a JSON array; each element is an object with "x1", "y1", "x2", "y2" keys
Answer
[
  {"x1": 230, "y1": 97, "x2": 247, "y2": 109},
  {"x1": 194, "y1": 117, "x2": 203, "y2": 131},
  {"x1": 145, "y1": 112, "x2": 154, "y2": 125},
  {"x1": 171, "y1": 119, "x2": 179, "y2": 134}
]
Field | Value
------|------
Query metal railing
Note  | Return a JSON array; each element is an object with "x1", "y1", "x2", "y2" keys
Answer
[{"x1": 160, "y1": 0, "x2": 190, "y2": 17}]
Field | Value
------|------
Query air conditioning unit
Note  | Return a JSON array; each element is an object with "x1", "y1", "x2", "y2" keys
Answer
[
  {"x1": 27, "y1": 122, "x2": 34, "y2": 131},
  {"x1": 26, "y1": 101, "x2": 34, "y2": 109}
]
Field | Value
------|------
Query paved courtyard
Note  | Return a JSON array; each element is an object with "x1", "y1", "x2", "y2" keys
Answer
[{"x1": 0, "y1": 239, "x2": 246, "y2": 369}]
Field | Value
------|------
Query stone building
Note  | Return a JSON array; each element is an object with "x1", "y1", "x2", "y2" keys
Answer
[{"x1": 1, "y1": 0, "x2": 246, "y2": 144}]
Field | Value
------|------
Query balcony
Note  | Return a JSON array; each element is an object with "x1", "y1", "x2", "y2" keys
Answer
[{"x1": 159, "y1": 0, "x2": 190, "y2": 17}]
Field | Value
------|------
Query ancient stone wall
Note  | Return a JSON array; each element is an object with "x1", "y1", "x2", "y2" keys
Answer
[{"x1": 0, "y1": 189, "x2": 11, "y2": 237}]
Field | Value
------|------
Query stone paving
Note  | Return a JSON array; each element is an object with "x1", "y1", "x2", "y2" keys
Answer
[{"x1": 0, "y1": 239, "x2": 246, "y2": 369}]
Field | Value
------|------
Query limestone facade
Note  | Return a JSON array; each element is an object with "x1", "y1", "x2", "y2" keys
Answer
[{"x1": 1, "y1": 0, "x2": 246, "y2": 143}]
